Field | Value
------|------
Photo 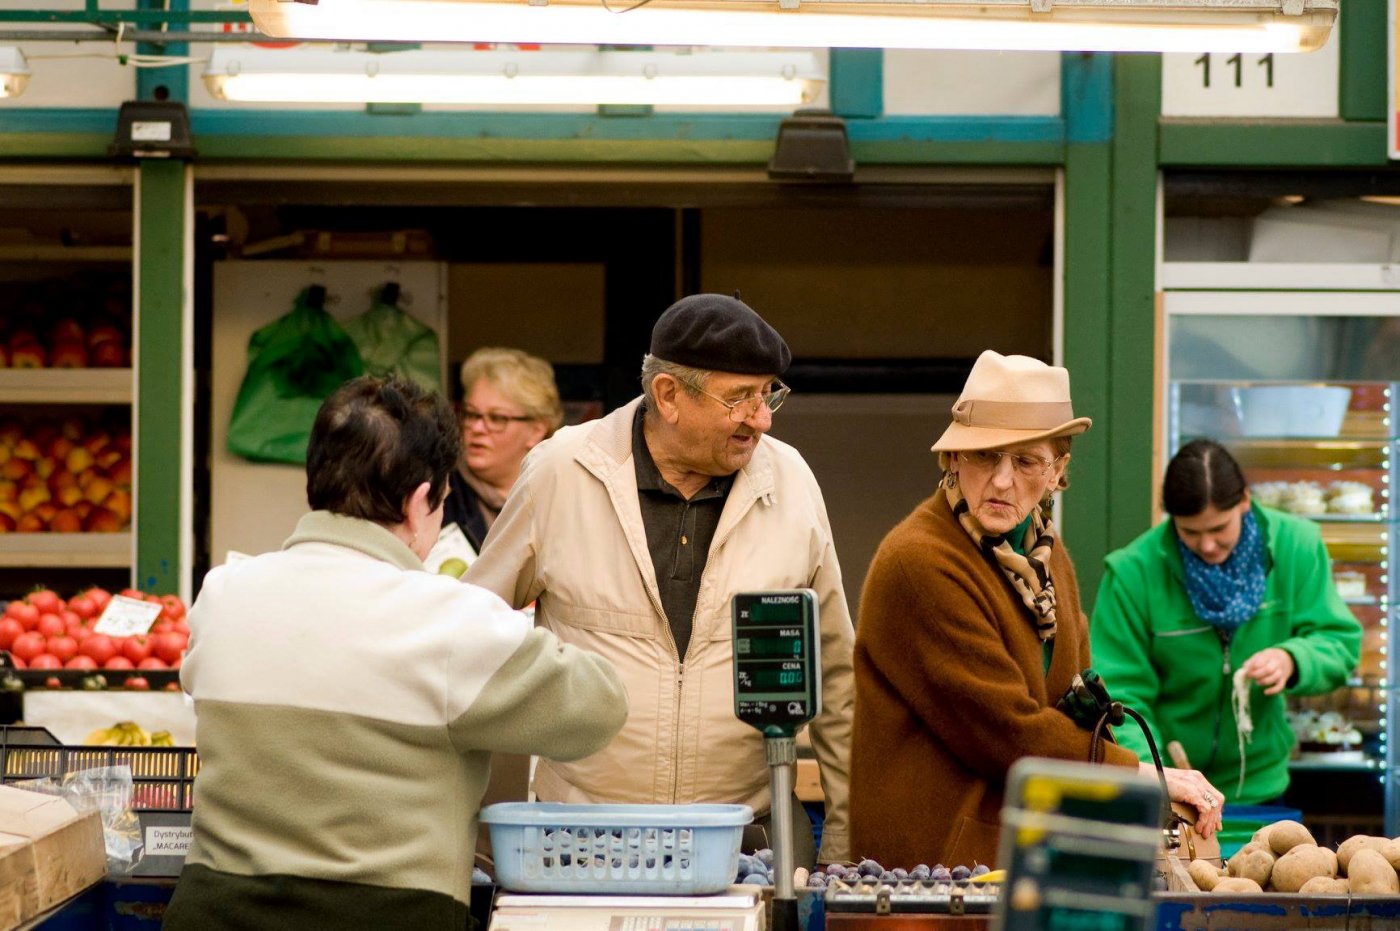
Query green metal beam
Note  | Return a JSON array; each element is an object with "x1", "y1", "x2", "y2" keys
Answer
[
  {"x1": 0, "y1": 8, "x2": 246, "y2": 23},
  {"x1": 1060, "y1": 53, "x2": 1114, "y2": 603},
  {"x1": 135, "y1": 160, "x2": 190, "y2": 598},
  {"x1": 1340, "y1": 0, "x2": 1388, "y2": 123},
  {"x1": 829, "y1": 49, "x2": 884, "y2": 119},
  {"x1": 1106, "y1": 53, "x2": 1161, "y2": 559},
  {"x1": 1158, "y1": 119, "x2": 1387, "y2": 166}
]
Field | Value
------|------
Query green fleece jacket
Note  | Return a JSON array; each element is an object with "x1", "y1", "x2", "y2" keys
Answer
[{"x1": 1090, "y1": 504, "x2": 1361, "y2": 804}]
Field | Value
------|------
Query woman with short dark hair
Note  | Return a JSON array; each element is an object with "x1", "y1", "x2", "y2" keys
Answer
[
  {"x1": 166, "y1": 375, "x2": 627, "y2": 931},
  {"x1": 1092, "y1": 438, "x2": 1362, "y2": 805}
]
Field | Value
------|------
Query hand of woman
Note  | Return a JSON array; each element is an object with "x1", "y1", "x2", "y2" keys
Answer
[
  {"x1": 1144, "y1": 763, "x2": 1224, "y2": 839},
  {"x1": 1240, "y1": 647, "x2": 1295, "y2": 696}
]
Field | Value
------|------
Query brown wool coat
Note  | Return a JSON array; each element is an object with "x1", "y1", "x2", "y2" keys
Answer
[{"x1": 849, "y1": 488, "x2": 1140, "y2": 869}]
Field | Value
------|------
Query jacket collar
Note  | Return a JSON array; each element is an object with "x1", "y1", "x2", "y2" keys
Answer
[
  {"x1": 1156, "y1": 501, "x2": 1276, "y2": 584},
  {"x1": 283, "y1": 510, "x2": 424, "y2": 572}
]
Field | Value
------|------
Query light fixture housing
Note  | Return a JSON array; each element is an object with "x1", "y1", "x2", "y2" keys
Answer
[
  {"x1": 203, "y1": 46, "x2": 825, "y2": 106},
  {"x1": 250, "y1": 0, "x2": 1336, "y2": 53},
  {"x1": 0, "y1": 47, "x2": 30, "y2": 99}
]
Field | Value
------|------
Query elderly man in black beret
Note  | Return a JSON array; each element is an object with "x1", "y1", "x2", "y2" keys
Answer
[{"x1": 467, "y1": 293, "x2": 854, "y2": 868}]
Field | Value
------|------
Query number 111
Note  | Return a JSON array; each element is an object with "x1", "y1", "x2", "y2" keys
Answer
[{"x1": 1193, "y1": 53, "x2": 1275, "y2": 88}]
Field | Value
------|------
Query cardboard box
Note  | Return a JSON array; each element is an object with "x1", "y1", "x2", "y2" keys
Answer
[{"x1": 0, "y1": 786, "x2": 107, "y2": 930}]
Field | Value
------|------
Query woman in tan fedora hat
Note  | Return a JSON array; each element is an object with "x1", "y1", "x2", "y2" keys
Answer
[{"x1": 849, "y1": 350, "x2": 1224, "y2": 870}]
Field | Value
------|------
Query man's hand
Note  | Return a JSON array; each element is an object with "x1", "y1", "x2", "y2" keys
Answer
[
  {"x1": 1240, "y1": 648, "x2": 1295, "y2": 696},
  {"x1": 1148, "y1": 763, "x2": 1224, "y2": 839}
]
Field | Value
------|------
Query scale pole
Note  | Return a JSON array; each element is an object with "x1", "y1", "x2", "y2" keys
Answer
[{"x1": 766, "y1": 736, "x2": 797, "y2": 902}]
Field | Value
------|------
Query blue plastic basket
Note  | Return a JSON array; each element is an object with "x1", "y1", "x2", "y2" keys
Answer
[{"x1": 480, "y1": 802, "x2": 753, "y2": 895}]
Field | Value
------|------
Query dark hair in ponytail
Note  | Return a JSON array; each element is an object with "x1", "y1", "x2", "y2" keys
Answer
[{"x1": 1162, "y1": 438, "x2": 1248, "y2": 517}]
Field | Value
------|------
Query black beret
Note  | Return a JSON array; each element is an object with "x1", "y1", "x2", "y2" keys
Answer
[{"x1": 649, "y1": 294, "x2": 791, "y2": 376}]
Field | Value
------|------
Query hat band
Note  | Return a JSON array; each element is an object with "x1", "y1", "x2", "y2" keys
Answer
[{"x1": 952, "y1": 399, "x2": 1075, "y2": 430}]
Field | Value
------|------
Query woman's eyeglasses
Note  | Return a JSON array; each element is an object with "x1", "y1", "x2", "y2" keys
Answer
[
  {"x1": 962, "y1": 449, "x2": 1064, "y2": 478},
  {"x1": 695, "y1": 381, "x2": 791, "y2": 423},
  {"x1": 463, "y1": 408, "x2": 534, "y2": 433}
]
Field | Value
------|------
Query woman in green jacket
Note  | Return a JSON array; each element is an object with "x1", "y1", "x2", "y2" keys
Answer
[{"x1": 1091, "y1": 439, "x2": 1362, "y2": 804}]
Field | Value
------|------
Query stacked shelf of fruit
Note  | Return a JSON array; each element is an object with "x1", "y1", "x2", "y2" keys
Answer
[
  {"x1": 0, "y1": 279, "x2": 130, "y2": 370},
  {"x1": 0, "y1": 414, "x2": 132, "y2": 534},
  {"x1": 0, "y1": 586, "x2": 186, "y2": 690}
]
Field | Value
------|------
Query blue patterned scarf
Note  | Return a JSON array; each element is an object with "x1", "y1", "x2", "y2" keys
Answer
[{"x1": 1177, "y1": 509, "x2": 1268, "y2": 631}]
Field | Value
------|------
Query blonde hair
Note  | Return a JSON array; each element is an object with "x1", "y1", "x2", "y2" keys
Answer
[{"x1": 460, "y1": 347, "x2": 564, "y2": 435}]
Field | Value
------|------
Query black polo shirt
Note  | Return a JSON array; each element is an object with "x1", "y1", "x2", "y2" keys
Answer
[{"x1": 633, "y1": 407, "x2": 734, "y2": 660}]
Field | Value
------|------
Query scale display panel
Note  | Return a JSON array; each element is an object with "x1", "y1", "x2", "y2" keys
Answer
[{"x1": 732, "y1": 590, "x2": 820, "y2": 736}]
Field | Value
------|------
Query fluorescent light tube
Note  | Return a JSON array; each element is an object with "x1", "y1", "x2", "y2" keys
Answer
[
  {"x1": 203, "y1": 48, "x2": 824, "y2": 105},
  {"x1": 250, "y1": 0, "x2": 1335, "y2": 53},
  {"x1": 0, "y1": 47, "x2": 30, "y2": 99}
]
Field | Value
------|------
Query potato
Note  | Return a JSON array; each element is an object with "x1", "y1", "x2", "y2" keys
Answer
[
  {"x1": 1298, "y1": 876, "x2": 1350, "y2": 895},
  {"x1": 1337, "y1": 835, "x2": 1389, "y2": 874},
  {"x1": 1266, "y1": 821, "x2": 1317, "y2": 856},
  {"x1": 1227, "y1": 847, "x2": 1276, "y2": 888},
  {"x1": 1379, "y1": 838, "x2": 1400, "y2": 872},
  {"x1": 1270, "y1": 844, "x2": 1337, "y2": 892},
  {"x1": 1213, "y1": 877, "x2": 1264, "y2": 894},
  {"x1": 1348, "y1": 849, "x2": 1400, "y2": 895},
  {"x1": 1188, "y1": 859, "x2": 1225, "y2": 891}
]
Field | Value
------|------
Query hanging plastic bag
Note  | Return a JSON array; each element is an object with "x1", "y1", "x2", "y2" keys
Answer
[
  {"x1": 342, "y1": 282, "x2": 442, "y2": 392},
  {"x1": 227, "y1": 286, "x2": 365, "y2": 464}
]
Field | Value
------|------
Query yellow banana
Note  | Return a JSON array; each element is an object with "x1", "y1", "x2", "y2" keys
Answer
[
  {"x1": 970, "y1": 869, "x2": 1007, "y2": 885},
  {"x1": 84, "y1": 726, "x2": 118, "y2": 745},
  {"x1": 150, "y1": 731, "x2": 174, "y2": 747}
]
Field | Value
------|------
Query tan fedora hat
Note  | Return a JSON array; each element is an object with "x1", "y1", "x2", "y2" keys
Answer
[{"x1": 931, "y1": 350, "x2": 1092, "y2": 453}]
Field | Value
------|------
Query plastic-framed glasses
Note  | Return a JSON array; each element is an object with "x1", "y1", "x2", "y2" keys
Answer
[
  {"x1": 961, "y1": 449, "x2": 1065, "y2": 479},
  {"x1": 463, "y1": 408, "x2": 535, "y2": 433},
  {"x1": 695, "y1": 381, "x2": 791, "y2": 423}
]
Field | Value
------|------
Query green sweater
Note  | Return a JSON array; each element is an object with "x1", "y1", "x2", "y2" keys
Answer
[{"x1": 1090, "y1": 504, "x2": 1361, "y2": 804}]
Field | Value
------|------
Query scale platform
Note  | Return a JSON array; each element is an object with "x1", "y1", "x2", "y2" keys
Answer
[{"x1": 488, "y1": 888, "x2": 766, "y2": 931}]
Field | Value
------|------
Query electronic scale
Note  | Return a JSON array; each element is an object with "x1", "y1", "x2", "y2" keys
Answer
[{"x1": 485, "y1": 591, "x2": 820, "y2": 931}]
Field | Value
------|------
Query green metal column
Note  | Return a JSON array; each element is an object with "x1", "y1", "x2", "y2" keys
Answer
[
  {"x1": 829, "y1": 50, "x2": 883, "y2": 119},
  {"x1": 1105, "y1": 53, "x2": 1162, "y2": 558},
  {"x1": 1060, "y1": 53, "x2": 1115, "y2": 602},
  {"x1": 136, "y1": 0, "x2": 191, "y2": 103},
  {"x1": 135, "y1": 160, "x2": 192, "y2": 599}
]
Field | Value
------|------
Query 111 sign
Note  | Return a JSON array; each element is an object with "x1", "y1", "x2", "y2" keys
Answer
[{"x1": 1193, "y1": 52, "x2": 1274, "y2": 89}]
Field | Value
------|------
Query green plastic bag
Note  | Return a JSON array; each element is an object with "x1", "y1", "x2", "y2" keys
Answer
[
  {"x1": 227, "y1": 287, "x2": 365, "y2": 464},
  {"x1": 342, "y1": 282, "x2": 441, "y2": 392}
]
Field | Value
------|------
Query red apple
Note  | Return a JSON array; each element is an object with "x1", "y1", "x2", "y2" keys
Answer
[
  {"x1": 89, "y1": 341, "x2": 125, "y2": 368},
  {"x1": 82, "y1": 507, "x2": 122, "y2": 533},
  {"x1": 48, "y1": 509, "x2": 82, "y2": 533},
  {"x1": 51, "y1": 319, "x2": 84, "y2": 344}
]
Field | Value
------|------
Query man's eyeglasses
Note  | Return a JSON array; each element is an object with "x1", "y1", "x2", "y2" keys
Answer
[
  {"x1": 463, "y1": 408, "x2": 535, "y2": 433},
  {"x1": 694, "y1": 381, "x2": 791, "y2": 423},
  {"x1": 961, "y1": 449, "x2": 1064, "y2": 479}
]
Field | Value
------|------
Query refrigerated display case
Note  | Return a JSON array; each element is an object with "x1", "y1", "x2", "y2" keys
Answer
[{"x1": 1161, "y1": 285, "x2": 1400, "y2": 837}]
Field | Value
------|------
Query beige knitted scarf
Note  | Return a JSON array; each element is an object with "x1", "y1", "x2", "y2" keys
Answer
[{"x1": 944, "y1": 474, "x2": 1059, "y2": 641}]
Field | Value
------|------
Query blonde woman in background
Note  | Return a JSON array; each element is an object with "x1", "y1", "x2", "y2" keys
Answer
[{"x1": 444, "y1": 348, "x2": 564, "y2": 552}]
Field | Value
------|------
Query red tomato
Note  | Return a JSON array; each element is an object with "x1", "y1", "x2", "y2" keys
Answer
[
  {"x1": 29, "y1": 653, "x2": 62, "y2": 670},
  {"x1": 63, "y1": 616, "x2": 85, "y2": 637},
  {"x1": 164, "y1": 682, "x2": 180, "y2": 692},
  {"x1": 124, "y1": 676, "x2": 150, "y2": 691},
  {"x1": 6, "y1": 602, "x2": 39, "y2": 631},
  {"x1": 66, "y1": 595, "x2": 97, "y2": 621},
  {"x1": 43, "y1": 676, "x2": 60, "y2": 688},
  {"x1": 10, "y1": 657, "x2": 24, "y2": 669},
  {"x1": 35, "y1": 613, "x2": 65, "y2": 639},
  {"x1": 159, "y1": 595, "x2": 186, "y2": 621},
  {"x1": 10, "y1": 631, "x2": 46, "y2": 663},
  {"x1": 121, "y1": 635, "x2": 151, "y2": 665},
  {"x1": 64, "y1": 655, "x2": 98, "y2": 670},
  {"x1": 27, "y1": 590, "x2": 62, "y2": 615},
  {"x1": 60, "y1": 609, "x2": 82, "y2": 627},
  {"x1": 103, "y1": 655, "x2": 134, "y2": 670},
  {"x1": 172, "y1": 619, "x2": 190, "y2": 637},
  {"x1": 77, "y1": 634, "x2": 118, "y2": 666},
  {"x1": 152, "y1": 632, "x2": 187, "y2": 666},
  {"x1": 86, "y1": 588, "x2": 112, "y2": 612},
  {"x1": 150, "y1": 620, "x2": 174, "y2": 635},
  {"x1": 137, "y1": 657, "x2": 167, "y2": 670},
  {"x1": 46, "y1": 635, "x2": 78, "y2": 662},
  {"x1": 0, "y1": 618, "x2": 23, "y2": 651}
]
